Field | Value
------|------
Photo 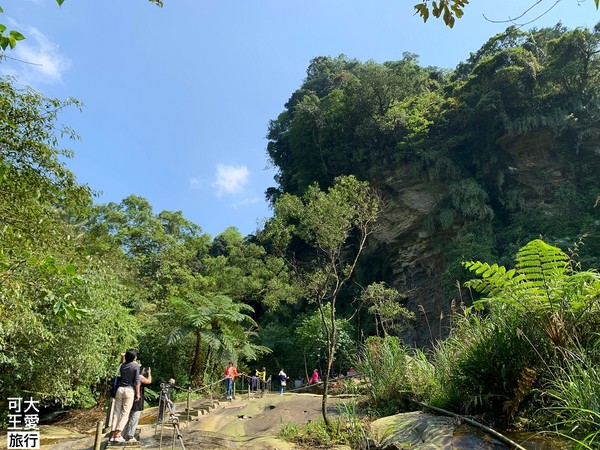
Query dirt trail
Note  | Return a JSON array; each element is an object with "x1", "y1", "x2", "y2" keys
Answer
[{"x1": 36, "y1": 393, "x2": 346, "y2": 450}]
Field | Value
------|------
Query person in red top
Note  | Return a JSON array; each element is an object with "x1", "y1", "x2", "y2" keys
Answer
[
  {"x1": 224, "y1": 361, "x2": 239, "y2": 400},
  {"x1": 308, "y1": 369, "x2": 319, "y2": 385}
]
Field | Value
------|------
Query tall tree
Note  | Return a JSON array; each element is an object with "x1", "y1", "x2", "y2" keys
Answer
[
  {"x1": 166, "y1": 293, "x2": 269, "y2": 386},
  {"x1": 264, "y1": 175, "x2": 380, "y2": 428},
  {"x1": 0, "y1": 77, "x2": 141, "y2": 407}
]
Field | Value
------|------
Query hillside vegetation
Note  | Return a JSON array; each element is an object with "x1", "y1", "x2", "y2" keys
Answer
[{"x1": 1, "y1": 22, "x2": 600, "y2": 447}]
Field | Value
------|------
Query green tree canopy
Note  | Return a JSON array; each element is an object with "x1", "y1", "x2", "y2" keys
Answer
[
  {"x1": 166, "y1": 293, "x2": 270, "y2": 386},
  {"x1": 264, "y1": 175, "x2": 380, "y2": 428},
  {"x1": 0, "y1": 77, "x2": 140, "y2": 407}
]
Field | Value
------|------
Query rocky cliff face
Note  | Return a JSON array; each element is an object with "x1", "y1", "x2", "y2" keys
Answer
[
  {"x1": 367, "y1": 169, "x2": 452, "y2": 348},
  {"x1": 369, "y1": 127, "x2": 600, "y2": 348}
]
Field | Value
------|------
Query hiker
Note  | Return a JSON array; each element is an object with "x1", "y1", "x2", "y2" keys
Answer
[
  {"x1": 256, "y1": 367, "x2": 267, "y2": 394},
  {"x1": 251, "y1": 371, "x2": 259, "y2": 391},
  {"x1": 224, "y1": 361, "x2": 239, "y2": 400},
  {"x1": 308, "y1": 369, "x2": 319, "y2": 385},
  {"x1": 123, "y1": 366, "x2": 152, "y2": 442},
  {"x1": 278, "y1": 369, "x2": 288, "y2": 396},
  {"x1": 110, "y1": 349, "x2": 141, "y2": 443}
]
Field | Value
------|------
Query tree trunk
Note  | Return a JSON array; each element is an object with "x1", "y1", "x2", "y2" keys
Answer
[
  {"x1": 321, "y1": 305, "x2": 337, "y2": 431},
  {"x1": 190, "y1": 329, "x2": 203, "y2": 386},
  {"x1": 321, "y1": 344, "x2": 335, "y2": 431},
  {"x1": 304, "y1": 352, "x2": 309, "y2": 381}
]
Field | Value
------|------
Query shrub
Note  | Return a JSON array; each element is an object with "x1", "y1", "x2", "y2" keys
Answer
[
  {"x1": 355, "y1": 336, "x2": 436, "y2": 415},
  {"x1": 428, "y1": 305, "x2": 550, "y2": 414}
]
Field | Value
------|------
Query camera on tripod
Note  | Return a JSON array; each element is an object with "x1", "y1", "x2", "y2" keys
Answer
[
  {"x1": 155, "y1": 378, "x2": 186, "y2": 449},
  {"x1": 157, "y1": 378, "x2": 176, "y2": 424},
  {"x1": 160, "y1": 379, "x2": 175, "y2": 394}
]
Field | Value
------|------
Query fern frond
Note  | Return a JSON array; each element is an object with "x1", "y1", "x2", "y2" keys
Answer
[
  {"x1": 463, "y1": 261, "x2": 516, "y2": 297},
  {"x1": 166, "y1": 325, "x2": 195, "y2": 345},
  {"x1": 515, "y1": 239, "x2": 568, "y2": 281}
]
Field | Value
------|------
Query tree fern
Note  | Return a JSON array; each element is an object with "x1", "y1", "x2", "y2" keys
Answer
[
  {"x1": 165, "y1": 293, "x2": 270, "y2": 385},
  {"x1": 463, "y1": 239, "x2": 600, "y2": 352}
]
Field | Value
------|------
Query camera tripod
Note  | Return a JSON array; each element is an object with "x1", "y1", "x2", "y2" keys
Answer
[{"x1": 156, "y1": 381, "x2": 186, "y2": 450}]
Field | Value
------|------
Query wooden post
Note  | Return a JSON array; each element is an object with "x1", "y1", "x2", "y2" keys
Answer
[
  {"x1": 93, "y1": 420, "x2": 104, "y2": 450},
  {"x1": 186, "y1": 387, "x2": 191, "y2": 427}
]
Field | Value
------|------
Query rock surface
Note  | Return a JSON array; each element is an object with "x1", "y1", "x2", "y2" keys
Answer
[
  {"x1": 2, "y1": 395, "x2": 554, "y2": 450},
  {"x1": 370, "y1": 411, "x2": 510, "y2": 450},
  {"x1": 366, "y1": 127, "x2": 600, "y2": 348},
  {"x1": 34, "y1": 393, "x2": 344, "y2": 450}
]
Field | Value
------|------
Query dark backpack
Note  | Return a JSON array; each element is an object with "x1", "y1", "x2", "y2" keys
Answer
[{"x1": 110, "y1": 375, "x2": 120, "y2": 398}]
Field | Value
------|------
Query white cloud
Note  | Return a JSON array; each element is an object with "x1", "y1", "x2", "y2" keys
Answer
[
  {"x1": 212, "y1": 164, "x2": 249, "y2": 197},
  {"x1": 0, "y1": 25, "x2": 71, "y2": 85},
  {"x1": 230, "y1": 197, "x2": 260, "y2": 209}
]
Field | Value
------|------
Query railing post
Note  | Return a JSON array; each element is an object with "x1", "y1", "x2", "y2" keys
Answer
[
  {"x1": 93, "y1": 420, "x2": 103, "y2": 450},
  {"x1": 186, "y1": 387, "x2": 191, "y2": 427}
]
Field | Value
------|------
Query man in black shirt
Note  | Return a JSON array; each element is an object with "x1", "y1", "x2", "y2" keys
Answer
[{"x1": 110, "y1": 350, "x2": 140, "y2": 443}]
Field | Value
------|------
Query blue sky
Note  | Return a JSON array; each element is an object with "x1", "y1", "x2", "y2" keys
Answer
[{"x1": 1, "y1": 0, "x2": 596, "y2": 238}]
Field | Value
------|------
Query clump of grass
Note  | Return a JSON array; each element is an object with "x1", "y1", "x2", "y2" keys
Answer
[
  {"x1": 353, "y1": 336, "x2": 437, "y2": 415},
  {"x1": 354, "y1": 305, "x2": 554, "y2": 420},
  {"x1": 354, "y1": 336, "x2": 414, "y2": 415},
  {"x1": 279, "y1": 399, "x2": 370, "y2": 448},
  {"x1": 538, "y1": 348, "x2": 600, "y2": 448},
  {"x1": 427, "y1": 305, "x2": 552, "y2": 415},
  {"x1": 280, "y1": 420, "x2": 334, "y2": 447}
]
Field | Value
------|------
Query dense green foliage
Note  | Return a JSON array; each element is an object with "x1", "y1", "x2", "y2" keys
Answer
[
  {"x1": 0, "y1": 80, "x2": 138, "y2": 408},
  {"x1": 356, "y1": 240, "x2": 600, "y2": 445},
  {"x1": 2, "y1": 16, "x2": 600, "y2": 447},
  {"x1": 267, "y1": 23, "x2": 600, "y2": 285},
  {"x1": 263, "y1": 175, "x2": 380, "y2": 426},
  {"x1": 0, "y1": 83, "x2": 287, "y2": 408}
]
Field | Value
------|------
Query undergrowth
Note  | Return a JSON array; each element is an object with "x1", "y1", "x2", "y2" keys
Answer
[{"x1": 279, "y1": 399, "x2": 370, "y2": 448}]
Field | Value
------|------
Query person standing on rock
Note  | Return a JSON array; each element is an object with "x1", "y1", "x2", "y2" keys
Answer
[
  {"x1": 278, "y1": 369, "x2": 288, "y2": 395},
  {"x1": 224, "y1": 361, "x2": 239, "y2": 400},
  {"x1": 256, "y1": 367, "x2": 267, "y2": 395},
  {"x1": 123, "y1": 365, "x2": 152, "y2": 442},
  {"x1": 110, "y1": 349, "x2": 141, "y2": 443},
  {"x1": 251, "y1": 371, "x2": 259, "y2": 391}
]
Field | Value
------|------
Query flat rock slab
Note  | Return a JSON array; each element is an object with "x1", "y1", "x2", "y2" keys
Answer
[
  {"x1": 38, "y1": 393, "x2": 344, "y2": 450},
  {"x1": 370, "y1": 411, "x2": 509, "y2": 450}
]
